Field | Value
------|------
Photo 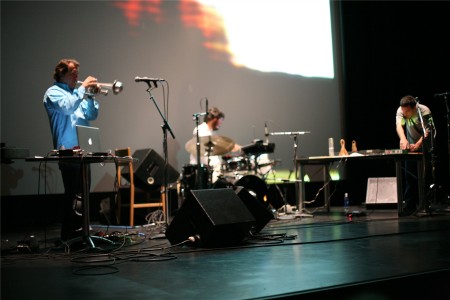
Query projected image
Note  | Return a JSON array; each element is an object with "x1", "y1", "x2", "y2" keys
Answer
[{"x1": 114, "y1": 0, "x2": 334, "y2": 78}]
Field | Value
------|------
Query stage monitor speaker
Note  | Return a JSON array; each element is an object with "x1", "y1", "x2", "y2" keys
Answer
[
  {"x1": 165, "y1": 188, "x2": 256, "y2": 247},
  {"x1": 234, "y1": 186, "x2": 274, "y2": 233},
  {"x1": 125, "y1": 148, "x2": 180, "y2": 189},
  {"x1": 365, "y1": 177, "x2": 397, "y2": 204}
]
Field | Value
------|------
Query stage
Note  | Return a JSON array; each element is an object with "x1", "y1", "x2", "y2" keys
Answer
[{"x1": 2, "y1": 205, "x2": 450, "y2": 299}]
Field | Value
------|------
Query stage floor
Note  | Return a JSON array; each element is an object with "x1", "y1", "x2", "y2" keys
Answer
[{"x1": 3, "y1": 205, "x2": 450, "y2": 300}]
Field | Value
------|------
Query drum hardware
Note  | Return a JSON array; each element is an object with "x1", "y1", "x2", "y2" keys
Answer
[
  {"x1": 241, "y1": 141, "x2": 275, "y2": 156},
  {"x1": 222, "y1": 155, "x2": 249, "y2": 172}
]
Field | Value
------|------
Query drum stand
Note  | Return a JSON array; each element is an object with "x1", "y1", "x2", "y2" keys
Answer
[{"x1": 192, "y1": 112, "x2": 212, "y2": 189}]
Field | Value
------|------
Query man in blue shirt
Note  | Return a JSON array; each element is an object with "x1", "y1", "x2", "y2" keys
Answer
[{"x1": 43, "y1": 58, "x2": 99, "y2": 241}]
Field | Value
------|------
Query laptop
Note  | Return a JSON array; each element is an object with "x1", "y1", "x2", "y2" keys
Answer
[{"x1": 76, "y1": 125, "x2": 108, "y2": 156}]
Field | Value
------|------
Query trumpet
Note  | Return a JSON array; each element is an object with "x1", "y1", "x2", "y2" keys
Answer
[{"x1": 77, "y1": 80, "x2": 123, "y2": 96}]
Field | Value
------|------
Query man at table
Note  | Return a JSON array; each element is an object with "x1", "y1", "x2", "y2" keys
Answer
[{"x1": 396, "y1": 95, "x2": 435, "y2": 216}]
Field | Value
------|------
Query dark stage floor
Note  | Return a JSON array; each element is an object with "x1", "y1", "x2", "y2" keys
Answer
[{"x1": 2, "y1": 204, "x2": 450, "y2": 300}]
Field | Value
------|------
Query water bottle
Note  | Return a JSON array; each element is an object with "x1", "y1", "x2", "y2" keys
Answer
[
  {"x1": 328, "y1": 138, "x2": 334, "y2": 156},
  {"x1": 344, "y1": 193, "x2": 350, "y2": 214}
]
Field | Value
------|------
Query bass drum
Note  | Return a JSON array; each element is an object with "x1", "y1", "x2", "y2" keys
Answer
[{"x1": 234, "y1": 175, "x2": 270, "y2": 209}]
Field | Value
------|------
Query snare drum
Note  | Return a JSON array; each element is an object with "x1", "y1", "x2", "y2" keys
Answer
[{"x1": 223, "y1": 156, "x2": 249, "y2": 172}]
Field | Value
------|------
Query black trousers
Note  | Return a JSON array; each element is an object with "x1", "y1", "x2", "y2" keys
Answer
[
  {"x1": 402, "y1": 153, "x2": 432, "y2": 210},
  {"x1": 59, "y1": 162, "x2": 90, "y2": 241}
]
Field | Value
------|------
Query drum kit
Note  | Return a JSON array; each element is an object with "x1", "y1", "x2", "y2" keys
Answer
[{"x1": 181, "y1": 135, "x2": 278, "y2": 209}]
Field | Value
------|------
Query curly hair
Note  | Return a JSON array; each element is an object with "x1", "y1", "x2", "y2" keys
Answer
[
  {"x1": 53, "y1": 58, "x2": 79, "y2": 82},
  {"x1": 204, "y1": 107, "x2": 225, "y2": 122}
]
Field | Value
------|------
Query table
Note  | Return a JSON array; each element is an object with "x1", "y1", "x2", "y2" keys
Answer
[
  {"x1": 26, "y1": 155, "x2": 134, "y2": 248},
  {"x1": 296, "y1": 153, "x2": 424, "y2": 215}
]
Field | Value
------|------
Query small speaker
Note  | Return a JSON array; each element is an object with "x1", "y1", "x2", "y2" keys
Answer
[
  {"x1": 234, "y1": 186, "x2": 274, "y2": 233},
  {"x1": 125, "y1": 148, "x2": 180, "y2": 189},
  {"x1": 165, "y1": 188, "x2": 256, "y2": 247}
]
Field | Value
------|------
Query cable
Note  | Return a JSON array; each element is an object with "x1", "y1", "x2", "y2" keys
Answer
[{"x1": 303, "y1": 157, "x2": 346, "y2": 210}]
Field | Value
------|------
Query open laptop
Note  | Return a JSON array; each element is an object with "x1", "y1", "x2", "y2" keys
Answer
[{"x1": 76, "y1": 125, "x2": 108, "y2": 156}]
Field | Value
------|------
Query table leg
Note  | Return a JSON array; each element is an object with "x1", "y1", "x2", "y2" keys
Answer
[
  {"x1": 323, "y1": 164, "x2": 330, "y2": 212},
  {"x1": 395, "y1": 160, "x2": 403, "y2": 215},
  {"x1": 297, "y1": 164, "x2": 305, "y2": 211},
  {"x1": 81, "y1": 162, "x2": 95, "y2": 248},
  {"x1": 68, "y1": 162, "x2": 113, "y2": 249},
  {"x1": 417, "y1": 158, "x2": 425, "y2": 211}
]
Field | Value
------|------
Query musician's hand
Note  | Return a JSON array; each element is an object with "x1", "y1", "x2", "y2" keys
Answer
[
  {"x1": 399, "y1": 139, "x2": 409, "y2": 150},
  {"x1": 81, "y1": 76, "x2": 98, "y2": 88},
  {"x1": 409, "y1": 142, "x2": 421, "y2": 152}
]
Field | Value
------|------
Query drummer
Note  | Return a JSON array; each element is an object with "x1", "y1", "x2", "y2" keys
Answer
[{"x1": 189, "y1": 107, "x2": 240, "y2": 183}]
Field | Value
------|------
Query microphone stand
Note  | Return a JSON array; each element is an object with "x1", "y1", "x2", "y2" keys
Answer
[
  {"x1": 433, "y1": 94, "x2": 450, "y2": 207},
  {"x1": 269, "y1": 131, "x2": 312, "y2": 218},
  {"x1": 142, "y1": 83, "x2": 175, "y2": 225},
  {"x1": 415, "y1": 100, "x2": 430, "y2": 215},
  {"x1": 443, "y1": 94, "x2": 450, "y2": 184},
  {"x1": 443, "y1": 95, "x2": 450, "y2": 207},
  {"x1": 416, "y1": 99, "x2": 439, "y2": 214}
]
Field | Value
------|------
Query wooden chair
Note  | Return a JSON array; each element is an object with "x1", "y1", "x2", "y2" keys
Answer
[{"x1": 115, "y1": 147, "x2": 165, "y2": 226}]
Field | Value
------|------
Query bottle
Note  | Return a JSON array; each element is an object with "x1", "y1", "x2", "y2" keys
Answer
[
  {"x1": 344, "y1": 193, "x2": 350, "y2": 214},
  {"x1": 328, "y1": 138, "x2": 334, "y2": 156}
]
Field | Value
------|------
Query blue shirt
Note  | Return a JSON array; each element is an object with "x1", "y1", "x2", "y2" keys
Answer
[{"x1": 44, "y1": 82, "x2": 99, "y2": 149}]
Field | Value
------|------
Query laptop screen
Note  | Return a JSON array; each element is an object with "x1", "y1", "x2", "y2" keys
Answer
[{"x1": 76, "y1": 125, "x2": 106, "y2": 155}]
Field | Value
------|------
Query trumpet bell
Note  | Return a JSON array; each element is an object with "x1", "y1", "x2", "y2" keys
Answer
[{"x1": 111, "y1": 80, "x2": 123, "y2": 95}]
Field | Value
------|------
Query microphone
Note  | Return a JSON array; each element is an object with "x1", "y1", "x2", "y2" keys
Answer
[
  {"x1": 134, "y1": 76, "x2": 166, "y2": 82},
  {"x1": 434, "y1": 92, "x2": 450, "y2": 97},
  {"x1": 205, "y1": 98, "x2": 209, "y2": 117},
  {"x1": 264, "y1": 121, "x2": 269, "y2": 143}
]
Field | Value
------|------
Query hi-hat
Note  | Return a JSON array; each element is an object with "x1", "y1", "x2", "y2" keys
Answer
[{"x1": 185, "y1": 135, "x2": 235, "y2": 156}]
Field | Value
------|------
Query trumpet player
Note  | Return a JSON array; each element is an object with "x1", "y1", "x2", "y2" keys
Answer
[{"x1": 43, "y1": 58, "x2": 100, "y2": 242}]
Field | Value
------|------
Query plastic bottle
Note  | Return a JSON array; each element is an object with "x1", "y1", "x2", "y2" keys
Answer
[
  {"x1": 328, "y1": 138, "x2": 334, "y2": 156},
  {"x1": 344, "y1": 193, "x2": 350, "y2": 214}
]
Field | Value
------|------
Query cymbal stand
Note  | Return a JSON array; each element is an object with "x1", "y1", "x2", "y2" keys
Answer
[
  {"x1": 204, "y1": 138, "x2": 213, "y2": 188},
  {"x1": 269, "y1": 131, "x2": 311, "y2": 217},
  {"x1": 192, "y1": 112, "x2": 212, "y2": 189},
  {"x1": 192, "y1": 113, "x2": 202, "y2": 189},
  {"x1": 141, "y1": 82, "x2": 175, "y2": 225}
]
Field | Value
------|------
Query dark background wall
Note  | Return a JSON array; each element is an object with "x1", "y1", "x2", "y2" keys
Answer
[{"x1": 338, "y1": 1, "x2": 450, "y2": 203}]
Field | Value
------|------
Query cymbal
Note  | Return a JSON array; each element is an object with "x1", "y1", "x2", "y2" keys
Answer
[{"x1": 185, "y1": 135, "x2": 235, "y2": 156}]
